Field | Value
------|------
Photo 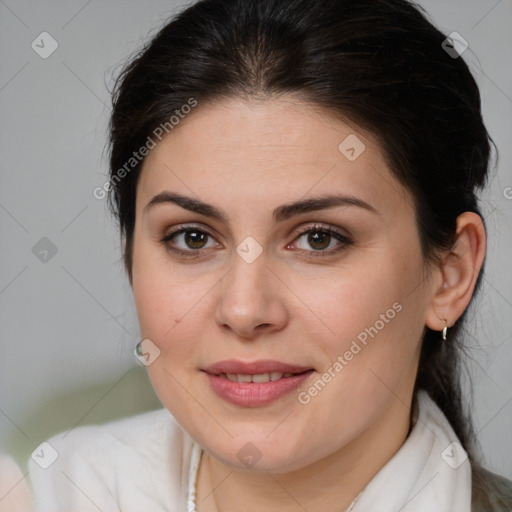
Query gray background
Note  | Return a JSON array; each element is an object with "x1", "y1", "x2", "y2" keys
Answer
[{"x1": 1, "y1": 0, "x2": 511, "y2": 482}]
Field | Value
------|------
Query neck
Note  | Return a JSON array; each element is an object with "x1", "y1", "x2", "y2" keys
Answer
[{"x1": 196, "y1": 393, "x2": 417, "y2": 512}]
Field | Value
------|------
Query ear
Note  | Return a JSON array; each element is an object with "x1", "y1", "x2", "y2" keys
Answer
[{"x1": 425, "y1": 212, "x2": 486, "y2": 332}]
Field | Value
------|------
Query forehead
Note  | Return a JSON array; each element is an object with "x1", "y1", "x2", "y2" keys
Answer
[{"x1": 136, "y1": 95, "x2": 411, "y2": 219}]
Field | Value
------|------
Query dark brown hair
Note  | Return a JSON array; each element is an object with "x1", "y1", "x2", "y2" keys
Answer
[{"x1": 107, "y1": 0, "x2": 495, "y2": 472}]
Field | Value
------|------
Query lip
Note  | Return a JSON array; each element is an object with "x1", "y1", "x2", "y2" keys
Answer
[
  {"x1": 203, "y1": 359, "x2": 313, "y2": 375},
  {"x1": 202, "y1": 359, "x2": 315, "y2": 407}
]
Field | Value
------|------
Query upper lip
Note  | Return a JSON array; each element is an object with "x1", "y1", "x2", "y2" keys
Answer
[{"x1": 203, "y1": 359, "x2": 314, "y2": 375}]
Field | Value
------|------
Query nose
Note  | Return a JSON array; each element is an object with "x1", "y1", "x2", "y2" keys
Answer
[{"x1": 214, "y1": 251, "x2": 289, "y2": 340}]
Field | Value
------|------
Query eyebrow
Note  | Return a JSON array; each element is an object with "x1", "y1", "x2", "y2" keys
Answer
[{"x1": 144, "y1": 191, "x2": 378, "y2": 223}]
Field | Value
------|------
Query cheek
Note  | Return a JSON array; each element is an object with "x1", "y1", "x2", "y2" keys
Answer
[
  {"x1": 295, "y1": 262, "x2": 397, "y2": 339},
  {"x1": 132, "y1": 236, "x2": 179, "y2": 346},
  {"x1": 132, "y1": 274, "x2": 203, "y2": 355},
  {"x1": 132, "y1": 229, "x2": 182, "y2": 332},
  {"x1": 295, "y1": 251, "x2": 425, "y2": 372},
  {"x1": 131, "y1": 226, "x2": 216, "y2": 333},
  {"x1": 131, "y1": 240, "x2": 217, "y2": 368}
]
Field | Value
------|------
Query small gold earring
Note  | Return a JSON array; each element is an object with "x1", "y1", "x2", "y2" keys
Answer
[{"x1": 442, "y1": 325, "x2": 448, "y2": 341}]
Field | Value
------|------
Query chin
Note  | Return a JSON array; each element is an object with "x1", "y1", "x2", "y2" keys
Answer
[{"x1": 200, "y1": 432, "x2": 315, "y2": 473}]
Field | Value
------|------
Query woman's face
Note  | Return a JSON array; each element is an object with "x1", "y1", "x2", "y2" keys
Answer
[{"x1": 131, "y1": 95, "x2": 436, "y2": 472}]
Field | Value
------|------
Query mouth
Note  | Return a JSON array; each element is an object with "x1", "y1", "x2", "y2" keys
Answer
[{"x1": 201, "y1": 360, "x2": 315, "y2": 407}]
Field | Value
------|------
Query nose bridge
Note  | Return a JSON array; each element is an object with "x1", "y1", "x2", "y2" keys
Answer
[
  {"x1": 214, "y1": 242, "x2": 286, "y2": 336},
  {"x1": 224, "y1": 243, "x2": 269, "y2": 308}
]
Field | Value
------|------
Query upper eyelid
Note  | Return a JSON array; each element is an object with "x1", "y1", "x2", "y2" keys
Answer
[{"x1": 164, "y1": 222, "x2": 347, "y2": 236}]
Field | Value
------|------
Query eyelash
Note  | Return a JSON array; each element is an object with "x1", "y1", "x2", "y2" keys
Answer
[{"x1": 159, "y1": 223, "x2": 353, "y2": 260}]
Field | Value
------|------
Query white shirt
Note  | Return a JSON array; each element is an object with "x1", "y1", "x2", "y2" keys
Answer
[{"x1": 25, "y1": 389, "x2": 472, "y2": 511}]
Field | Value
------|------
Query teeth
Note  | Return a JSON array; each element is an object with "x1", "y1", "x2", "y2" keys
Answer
[
  {"x1": 251, "y1": 373, "x2": 272, "y2": 383},
  {"x1": 220, "y1": 372, "x2": 298, "y2": 383}
]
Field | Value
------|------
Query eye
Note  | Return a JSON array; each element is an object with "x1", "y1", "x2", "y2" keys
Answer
[
  {"x1": 289, "y1": 224, "x2": 353, "y2": 257},
  {"x1": 159, "y1": 223, "x2": 353, "y2": 259},
  {"x1": 159, "y1": 224, "x2": 221, "y2": 258}
]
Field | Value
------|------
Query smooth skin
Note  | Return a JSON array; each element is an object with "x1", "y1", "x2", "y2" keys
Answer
[{"x1": 130, "y1": 95, "x2": 486, "y2": 512}]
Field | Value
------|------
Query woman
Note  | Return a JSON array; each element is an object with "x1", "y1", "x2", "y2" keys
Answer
[{"x1": 26, "y1": 0, "x2": 512, "y2": 510}]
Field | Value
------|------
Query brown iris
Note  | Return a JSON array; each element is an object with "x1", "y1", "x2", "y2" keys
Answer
[{"x1": 307, "y1": 231, "x2": 331, "y2": 250}]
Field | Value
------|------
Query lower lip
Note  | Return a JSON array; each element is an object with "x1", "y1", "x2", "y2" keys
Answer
[{"x1": 204, "y1": 370, "x2": 315, "y2": 407}]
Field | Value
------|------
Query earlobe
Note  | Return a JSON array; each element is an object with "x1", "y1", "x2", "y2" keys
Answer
[{"x1": 425, "y1": 212, "x2": 486, "y2": 332}]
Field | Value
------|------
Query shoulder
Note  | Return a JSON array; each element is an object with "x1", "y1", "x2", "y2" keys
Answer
[
  {"x1": 472, "y1": 465, "x2": 512, "y2": 512},
  {"x1": 28, "y1": 408, "x2": 192, "y2": 512},
  {"x1": 35, "y1": 407, "x2": 181, "y2": 465}
]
